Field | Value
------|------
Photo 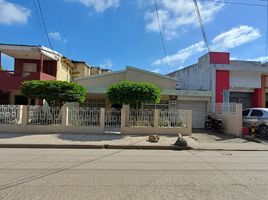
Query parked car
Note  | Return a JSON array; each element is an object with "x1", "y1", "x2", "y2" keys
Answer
[{"x1": 242, "y1": 108, "x2": 268, "y2": 135}]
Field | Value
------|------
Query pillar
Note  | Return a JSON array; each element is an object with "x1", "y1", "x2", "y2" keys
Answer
[
  {"x1": 0, "y1": 51, "x2": 2, "y2": 68},
  {"x1": 153, "y1": 109, "x2": 159, "y2": 128},
  {"x1": 120, "y1": 108, "x2": 126, "y2": 134},
  {"x1": 252, "y1": 89, "x2": 263, "y2": 108},
  {"x1": 61, "y1": 107, "x2": 69, "y2": 126},
  {"x1": 100, "y1": 108, "x2": 105, "y2": 132},
  {"x1": 40, "y1": 53, "x2": 44, "y2": 73},
  {"x1": 186, "y1": 110, "x2": 192, "y2": 135},
  {"x1": 21, "y1": 105, "x2": 28, "y2": 125},
  {"x1": 252, "y1": 75, "x2": 266, "y2": 108},
  {"x1": 261, "y1": 75, "x2": 266, "y2": 107}
]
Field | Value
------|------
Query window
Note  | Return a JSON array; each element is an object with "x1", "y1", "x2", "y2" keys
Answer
[
  {"x1": 242, "y1": 109, "x2": 250, "y2": 117},
  {"x1": 250, "y1": 109, "x2": 263, "y2": 117},
  {"x1": 23, "y1": 63, "x2": 37, "y2": 77}
]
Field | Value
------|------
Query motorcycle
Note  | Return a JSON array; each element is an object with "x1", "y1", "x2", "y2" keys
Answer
[{"x1": 204, "y1": 113, "x2": 224, "y2": 133}]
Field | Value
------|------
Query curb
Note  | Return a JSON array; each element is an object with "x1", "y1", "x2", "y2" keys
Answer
[
  {"x1": 0, "y1": 143, "x2": 190, "y2": 150},
  {"x1": 189, "y1": 148, "x2": 268, "y2": 151},
  {"x1": 0, "y1": 144, "x2": 268, "y2": 151}
]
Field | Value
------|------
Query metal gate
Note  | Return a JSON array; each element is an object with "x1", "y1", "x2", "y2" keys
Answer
[{"x1": 105, "y1": 108, "x2": 121, "y2": 133}]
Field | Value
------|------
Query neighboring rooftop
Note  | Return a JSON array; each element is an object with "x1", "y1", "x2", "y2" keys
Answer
[{"x1": 0, "y1": 43, "x2": 61, "y2": 61}]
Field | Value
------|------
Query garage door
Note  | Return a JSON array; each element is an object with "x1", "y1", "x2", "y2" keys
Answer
[{"x1": 176, "y1": 101, "x2": 207, "y2": 128}]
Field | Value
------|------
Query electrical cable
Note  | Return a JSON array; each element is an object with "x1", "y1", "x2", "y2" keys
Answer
[{"x1": 154, "y1": 0, "x2": 171, "y2": 73}]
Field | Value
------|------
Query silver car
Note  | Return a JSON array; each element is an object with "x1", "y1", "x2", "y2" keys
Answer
[{"x1": 243, "y1": 108, "x2": 268, "y2": 135}]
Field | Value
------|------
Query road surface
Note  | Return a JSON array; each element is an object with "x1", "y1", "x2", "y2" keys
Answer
[{"x1": 0, "y1": 148, "x2": 267, "y2": 200}]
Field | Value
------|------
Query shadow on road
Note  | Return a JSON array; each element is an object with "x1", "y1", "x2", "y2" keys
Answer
[{"x1": 0, "y1": 132, "x2": 32, "y2": 140}]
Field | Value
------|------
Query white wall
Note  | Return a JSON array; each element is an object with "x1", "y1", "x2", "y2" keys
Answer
[
  {"x1": 230, "y1": 71, "x2": 261, "y2": 88},
  {"x1": 169, "y1": 54, "x2": 212, "y2": 90}
]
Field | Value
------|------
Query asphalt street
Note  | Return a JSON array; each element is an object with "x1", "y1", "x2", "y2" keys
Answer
[{"x1": 0, "y1": 148, "x2": 267, "y2": 200}]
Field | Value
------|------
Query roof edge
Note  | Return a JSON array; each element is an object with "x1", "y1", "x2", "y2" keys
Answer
[
  {"x1": 74, "y1": 70, "x2": 125, "y2": 81},
  {"x1": 126, "y1": 66, "x2": 177, "y2": 81}
]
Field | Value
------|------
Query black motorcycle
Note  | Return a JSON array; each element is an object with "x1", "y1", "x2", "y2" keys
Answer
[{"x1": 204, "y1": 113, "x2": 224, "y2": 133}]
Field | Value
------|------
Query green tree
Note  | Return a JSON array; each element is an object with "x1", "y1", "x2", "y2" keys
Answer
[
  {"x1": 21, "y1": 80, "x2": 87, "y2": 107},
  {"x1": 106, "y1": 81, "x2": 161, "y2": 107}
]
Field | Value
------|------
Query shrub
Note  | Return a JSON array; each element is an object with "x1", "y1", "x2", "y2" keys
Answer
[
  {"x1": 21, "y1": 80, "x2": 87, "y2": 107},
  {"x1": 106, "y1": 81, "x2": 161, "y2": 107}
]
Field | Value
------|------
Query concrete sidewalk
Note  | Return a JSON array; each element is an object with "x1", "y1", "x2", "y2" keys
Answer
[
  {"x1": 0, "y1": 132, "x2": 268, "y2": 150},
  {"x1": 0, "y1": 133, "x2": 185, "y2": 150}
]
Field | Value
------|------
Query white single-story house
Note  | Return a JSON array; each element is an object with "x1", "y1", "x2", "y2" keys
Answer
[{"x1": 75, "y1": 66, "x2": 211, "y2": 128}]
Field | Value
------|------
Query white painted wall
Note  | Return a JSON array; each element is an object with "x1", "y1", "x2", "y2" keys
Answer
[
  {"x1": 169, "y1": 54, "x2": 212, "y2": 91},
  {"x1": 230, "y1": 71, "x2": 261, "y2": 88}
]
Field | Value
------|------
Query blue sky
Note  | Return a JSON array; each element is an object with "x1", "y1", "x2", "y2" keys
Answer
[{"x1": 0, "y1": 0, "x2": 268, "y2": 74}]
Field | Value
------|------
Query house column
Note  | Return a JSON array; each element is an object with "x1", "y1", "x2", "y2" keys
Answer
[
  {"x1": 215, "y1": 70, "x2": 230, "y2": 103},
  {"x1": 261, "y1": 74, "x2": 266, "y2": 107},
  {"x1": 40, "y1": 53, "x2": 44, "y2": 73},
  {"x1": 252, "y1": 75, "x2": 266, "y2": 108}
]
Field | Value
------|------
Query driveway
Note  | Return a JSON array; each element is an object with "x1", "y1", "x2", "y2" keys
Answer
[
  {"x1": 185, "y1": 129, "x2": 268, "y2": 150},
  {"x1": 190, "y1": 129, "x2": 249, "y2": 144}
]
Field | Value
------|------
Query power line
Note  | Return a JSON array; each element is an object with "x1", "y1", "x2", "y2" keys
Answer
[
  {"x1": 193, "y1": 0, "x2": 211, "y2": 52},
  {"x1": 36, "y1": 0, "x2": 56, "y2": 57},
  {"x1": 32, "y1": 0, "x2": 48, "y2": 46},
  {"x1": 201, "y1": 0, "x2": 267, "y2": 7},
  {"x1": 154, "y1": 0, "x2": 171, "y2": 73},
  {"x1": 54, "y1": 0, "x2": 72, "y2": 57}
]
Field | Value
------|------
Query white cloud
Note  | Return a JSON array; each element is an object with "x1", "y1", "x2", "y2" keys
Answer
[
  {"x1": 152, "y1": 68, "x2": 160, "y2": 73},
  {"x1": 211, "y1": 25, "x2": 260, "y2": 51},
  {"x1": 153, "y1": 25, "x2": 260, "y2": 66},
  {"x1": 0, "y1": 0, "x2": 31, "y2": 25},
  {"x1": 99, "y1": 58, "x2": 113, "y2": 69},
  {"x1": 249, "y1": 56, "x2": 268, "y2": 63},
  {"x1": 153, "y1": 41, "x2": 205, "y2": 66},
  {"x1": 145, "y1": 0, "x2": 223, "y2": 39},
  {"x1": 234, "y1": 56, "x2": 268, "y2": 63},
  {"x1": 48, "y1": 32, "x2": 67, "y2": 43},
  {"x1": 70, "y1": 0, "x2": 119, "y2": 12}
]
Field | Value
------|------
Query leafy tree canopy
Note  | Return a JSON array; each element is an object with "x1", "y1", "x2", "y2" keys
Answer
[
  {"x1": 21, "y1": 80, "x2": 87, "y2": 107},
  {"x1": 106, "y1": 81, "x2": 161, "y2": 106}
]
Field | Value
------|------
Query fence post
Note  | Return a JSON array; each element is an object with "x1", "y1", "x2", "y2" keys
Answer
[
  {"x1": 186, "y1": 110, "x2": 192, "y2": 135},
  {"x1": 121, "y1": 108, "x2": 126, "y2": 134},
  {"x1": 236, "y1": 103, "x2": 243, "y2": 136},
  {"x1": 154, "y1": 109, "x2": 159, "y2": 128},
  {"x1": 17, "y1": 105, "x2": 23, "y2": 124},
  {"x1": 21, "y1": 105, "x2": 28, "y2": 125},
  {"x1": 100, "y1": 108, "x2": 105, "y2": 133},
  {"x1": 61, "y1": 107, "x2": 69, "y2": 126}
]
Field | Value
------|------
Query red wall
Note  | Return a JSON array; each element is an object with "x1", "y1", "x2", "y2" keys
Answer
[
  {"x1": 210, "y1": 52, "x2": 230, "y2": 64},
  {"x1": 14, "y1": 59, "x2": 57, "y2": 77},
  {"x1": 216, "y1": 70, "x2": 229, "y2": 103},
  {"x1": 252, "y1": 89, "x2": 262, "y2": 107}
]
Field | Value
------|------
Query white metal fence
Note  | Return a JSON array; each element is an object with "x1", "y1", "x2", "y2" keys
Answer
[
  {"x1": 68, "y1": 107, "x2": 100, "y2": 126},
  {"x1": 127, "y1": 109, "x2": 154, "y2": 127},
  {"x1": 105, "y1": 108, "x2": 121, "y2": 131},
  {"x1": 159, "y1": 109, "x2": 187, "y2": 127},
  {"x1": 27, "y1": 106, "x2": 62, "y2": 125},
  {"x1": 0, "y1": 105, "x2": 20, "y2": 124},
  {"x1": 0, "y1": 105, "x2": 191, "y2": 135},
  {"x1": 215, "y1": 103, "x2": 237, "y2": 115}
]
